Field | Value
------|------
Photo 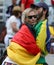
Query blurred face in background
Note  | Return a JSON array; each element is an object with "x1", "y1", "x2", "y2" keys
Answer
[
  {"x1": 12, "y1": 0, "x2": 17, "y2": 5},
  {"x1": 18, "y1": 11, "x2": 22, "y2": 19}
]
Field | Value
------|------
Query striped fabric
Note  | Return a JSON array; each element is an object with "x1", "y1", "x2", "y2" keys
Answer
[
  {"x1": 34, "y1": 19, "x2": 48, "y2": 55},
  {"x1": 7, "y1": 24, "x2": 41, "y2": 65},
  {"x1": 34, "y1": 20, "x2": 50, "y2": 64},
  {"x1": 33, "y1": 19, "x2": 49, "y2": 64},
  {"x1": 7, "y1": 20, "x2": 50, "y2": 65}
]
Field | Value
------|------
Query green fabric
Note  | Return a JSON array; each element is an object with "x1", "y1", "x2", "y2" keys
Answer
[
  {"x1": 36, "y1": 0, "x2": 40, "y2": 3},
  {"x1": 36, "y1": 56, "x2": 46, "y2": 64},
  {"x1": 33, "y1": 20, "x2": 42, "y2": 37},
  {"x1": 35, "y1": 0, "x2": 45, "y2": 3},
  {"x1": 34, "y1": 20, "x2": 47, "y2": 64}
]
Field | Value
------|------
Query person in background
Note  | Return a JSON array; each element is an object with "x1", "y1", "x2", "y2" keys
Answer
[
  {"x1": 6, "y1": 0, "x2": 17, "y2": 16},
  {"x1": 48, "y1": 0, "x2": 54, "y2": 25},
  {"x1": 49, "y1": 22, "x2": 54, "y2": 40},
  {"x1": 49, "y1": 22, "x2": 54, "y2": 54},
  {"x1": 20, "y1": 0, "x2": 34, "y2": 12},
  {"x1": 0, "y1": 50, "x2": 7, "y2": 65},
  {"x1": 2, "y1": 8, "x2": 41, "y2": 65},
  {"x1": 4, "y1": 6, "x2": 22, "y2": 49}
]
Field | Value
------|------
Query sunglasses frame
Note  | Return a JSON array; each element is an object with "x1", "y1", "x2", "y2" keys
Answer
[{"x1": 27, "y1": 15, "x2": 37, "y2": 19}]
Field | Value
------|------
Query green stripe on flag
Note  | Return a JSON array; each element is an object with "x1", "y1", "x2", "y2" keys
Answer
[{"x1": 33, "y1": 20, "x2": 43, "y2": 37}]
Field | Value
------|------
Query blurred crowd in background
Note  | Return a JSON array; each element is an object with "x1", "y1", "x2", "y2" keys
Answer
[{"x1": 0, "y1": 0, "x2": 54, "y2": 43}]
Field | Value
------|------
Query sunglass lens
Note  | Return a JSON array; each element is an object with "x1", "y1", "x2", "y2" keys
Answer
[
  {"x1": 33, "y1": 15, "x2": 36, "y2": 18},
  {"x1": 28, "y1": 15, "x2": 36, "y2": 19},
  {"x1": 28, "y1": 16, "x2": 32, "y2": 19}
]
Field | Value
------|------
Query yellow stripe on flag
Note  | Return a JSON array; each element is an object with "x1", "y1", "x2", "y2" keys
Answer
[
  {"x1": 7, "y1": 42, "x2": 41, "y2": 65},
  {"x1": 36, "y1": 20, "x2": 48, "y2": 55}
]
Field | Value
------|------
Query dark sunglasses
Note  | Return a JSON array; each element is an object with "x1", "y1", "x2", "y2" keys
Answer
[{"x1": 27, "y1": 15, "x2": 36, "y2": 19}]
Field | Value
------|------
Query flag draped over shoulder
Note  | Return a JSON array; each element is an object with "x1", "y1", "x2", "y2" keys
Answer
[
  {"x1": 7, "y1": 24, "x2": 41, "y2": 65},
  {"x1": 33, "y1": 19, "x2": 49, "y2": 64},
  {"x1": 34, "y1": 19, "x2": 48, "y2": 55}
]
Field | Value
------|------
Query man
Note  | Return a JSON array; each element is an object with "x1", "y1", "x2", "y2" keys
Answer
[
  {"x1": 31, "y1": 2, "x2": 50, "y2": 65},
  {"x1": 4, "y1": 6, "x2": 22, "y2": 49},
  {"x1": 6, "y1": 0, "x2": 17, "y2": 16}
]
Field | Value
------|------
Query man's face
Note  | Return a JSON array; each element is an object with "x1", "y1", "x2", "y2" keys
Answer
[
  {"x1": 37, "y1": 7, "x2": 43, "y2": 14},
  {"x1": 35, "y1": 7, "x2": 44, "y2": 20},
  {"x1": 27, "y1": 11, "x2": 37, "y2": 25}
]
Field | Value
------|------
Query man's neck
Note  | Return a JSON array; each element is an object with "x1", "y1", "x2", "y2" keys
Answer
[{"x1": 40, "y1": 15, "x2": 46, "y2": 21}]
